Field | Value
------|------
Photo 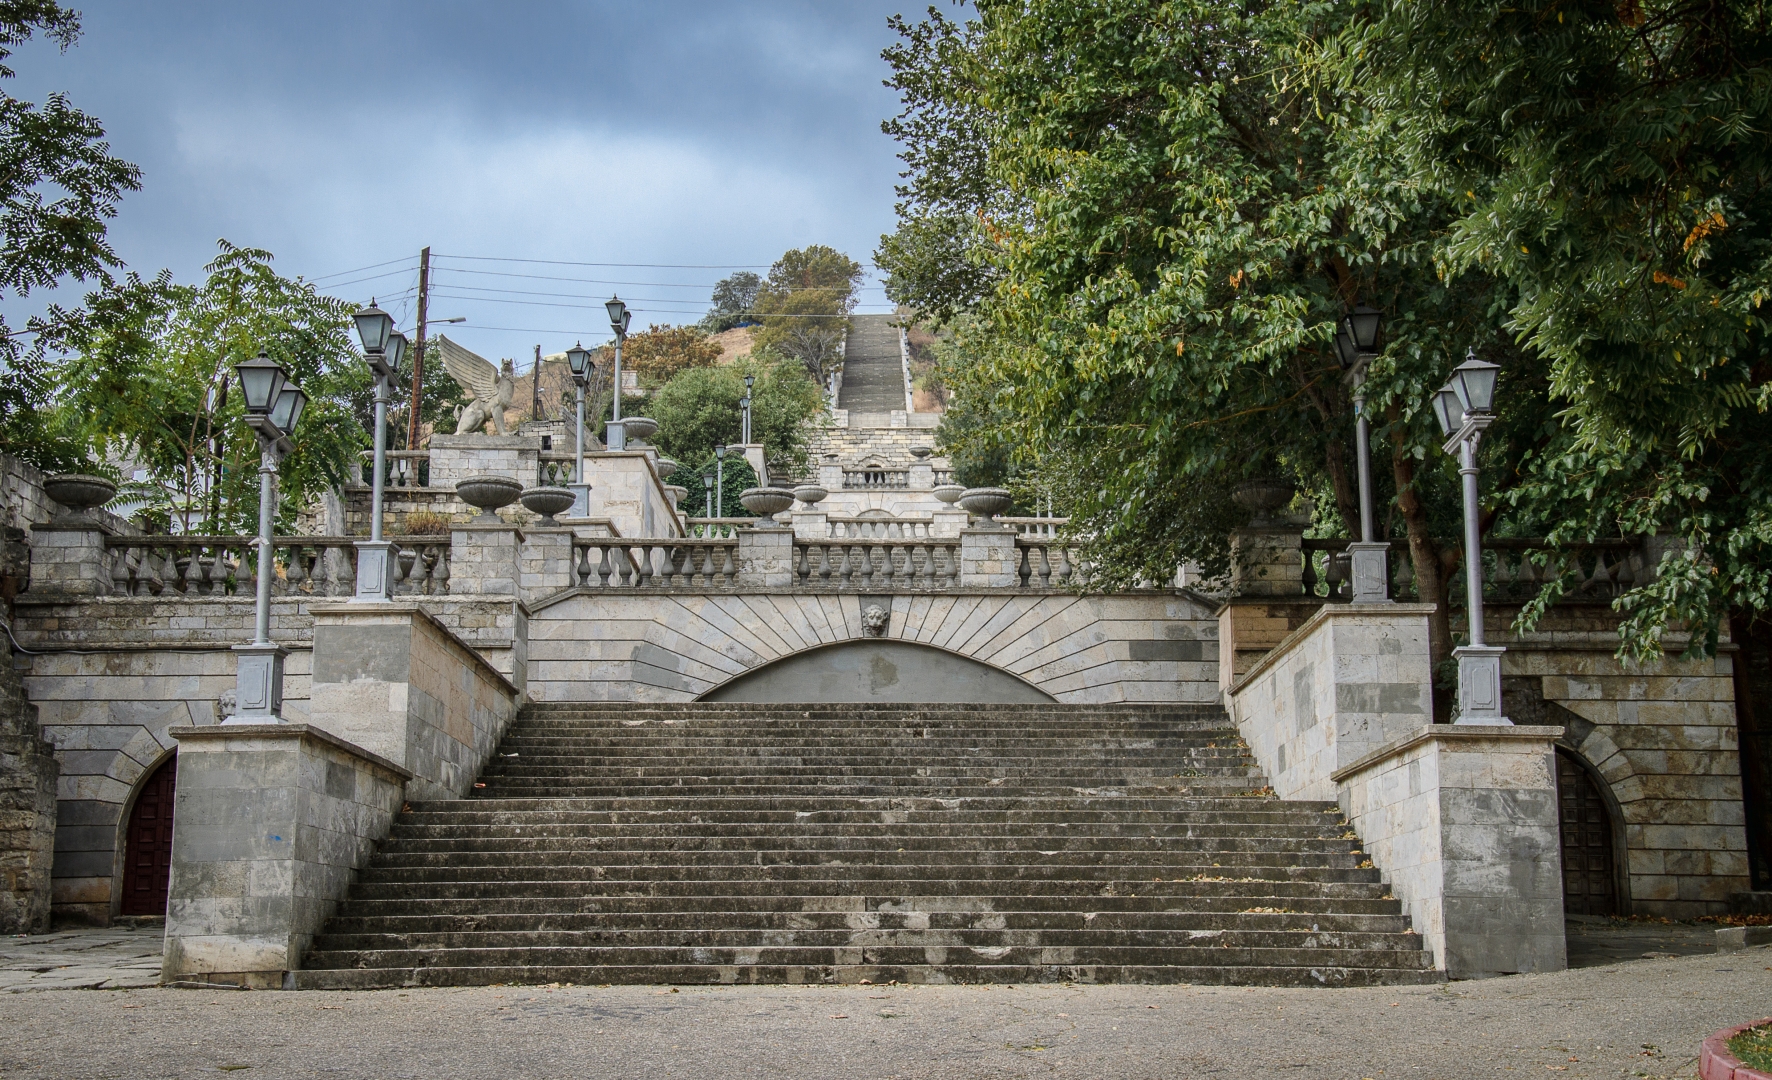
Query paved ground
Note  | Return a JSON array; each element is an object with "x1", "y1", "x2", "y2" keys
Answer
[
  {"x1": 1564, "y1": 915, "x2": 1722, "y2": 967},
  {"x1": 0, "y1": 923, "x2": 162, "y2": 992},
  {"x1": 0, "y1": 938, "x2": 1765, "y2": 1079}
]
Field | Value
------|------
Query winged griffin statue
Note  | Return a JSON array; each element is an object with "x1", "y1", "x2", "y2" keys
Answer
[{"x1": 436, "y1": 335, "x2": 516, "y2": 435}]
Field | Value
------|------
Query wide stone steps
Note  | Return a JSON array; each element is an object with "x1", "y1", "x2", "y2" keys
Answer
[{"x1": 299, "y1": 703, "x2": 1435, "y2": 988}]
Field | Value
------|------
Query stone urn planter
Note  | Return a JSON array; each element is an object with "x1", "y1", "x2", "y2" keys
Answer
[
  {"x1": 1700, "y1": 1018, "x2": 1772, "y2": 1080},
  {"x1": 932, "y1": 483, "x2": 965, "y2": 506},
  {"x1": 1232, "y1": 477, "x2": 1297, "y2": 526},
  {"x1": 909, "y1": 445, "x2": 933, "y2": 460},
  {"x1": 738, "y1": 487, "x2": 794, "y2": 527},
  {"x1": 456, "y1": 474, "x2": 524, "y2": 524},
  {"x1": 793, "y1": 484, "x2": 828, "y2": 508},
  {"x1": 958, "y1": 487, "x2": 1014, "y2": 528},
  {"x1": 622, "y1": 416, "x2": 659, "y2": 443},
  {"x1": 43, "y1": 473, "x2": 116, "y2": 523},
  {"x1": 519, "y1": 486, "x2": 575, "y2": 525},
  {"x1": 655, "y1": 457, "x2": 679, "y2": 476}
]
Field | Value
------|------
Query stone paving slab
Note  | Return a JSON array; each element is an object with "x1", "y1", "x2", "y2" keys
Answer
[
  {"x1": 0, "y1": 941, "x2": 1764, "y2": 1078},
  {"x1": 0, "y1": 923, "x2": 163, "y2": 992}
]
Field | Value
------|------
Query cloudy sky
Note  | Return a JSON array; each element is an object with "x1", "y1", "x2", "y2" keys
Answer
[{"x1": 7, "y1": 1, "x2": 914, "y2": 364}]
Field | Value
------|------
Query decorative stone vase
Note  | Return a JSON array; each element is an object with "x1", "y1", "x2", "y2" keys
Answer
[
  {"x1": 655, "y1": 457, "x2": 679, "y2": 476},
  {"x1": 43, "y1": 473, "x2": 116, "y2": 523},
  {"x1": 793, "y1": 484, "x2": 828, "y2": 508},
  {"x1": 908, "y1": 445, "x2": 933, "y2": 460},
  {"x1": 456, "y1": 474, "x2": 524, "y2": 524},
  {"x1": 519, "y1": 486, "x2": 575, "y2": 525},
  {"x1": 663, "y1": 484, "x2": 688, "y2": 511},
  {"x1": 622, "y1": 416, "x2": 659, "y2": 443},
  {"x1": 738, "y1": 487, "x2": 795, "y2": 527},
  {"x1": 1232, "y1": 477, "x2": 1297, "y2": 526},
  {"x1": 932, "y1": 483, "x2": 965, "y2": 506},
  {"x1": 958, "y1": 487, "x2": 1014, "y2": 528}
]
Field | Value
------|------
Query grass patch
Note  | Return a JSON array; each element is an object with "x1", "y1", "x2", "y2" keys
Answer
[{"x1": 1729, "y1": 1021, "x2": 1772, "y2": 1071}]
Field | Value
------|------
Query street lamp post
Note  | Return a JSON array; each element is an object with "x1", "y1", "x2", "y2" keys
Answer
[
  {"x1": 1432, "y1": 348, "x2": 1509, "y2": 725},
  {"x1": 741, "y1": 373, "x2": 755, "y2": 445},
  {"x1": 605, "y1": 297, "x2": 632, "y2": 450},
  {"x1": 1333, "y1": 305, "x2": 1391, "y2": 604},
  {"x1": 714, "y1": 444, "x2": 726, "y2": 516},
  {"x1": 702, "y1": 471, "x2": 714, "y2": 521},
  {"x1": 351, "y1": 301, "x2": 402, "y2": 602},
  {"x1": 565, "y1": 341, "x2": 596, "y2": 517},
  {"x1": 223, "y1": 351, "x2": 307, "y2": 724}
]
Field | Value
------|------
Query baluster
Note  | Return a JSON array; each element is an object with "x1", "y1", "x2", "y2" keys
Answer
[
  {"x1": 285, "y1": 545, "x2": 310, "y2": 594},
  {"x1": 1616, "y1": 547, "x2": 1638, "y2": 593},
  {"x1": 391, "y1": 545, "x2": 412, "y2": 595},
  {"x1": 1300, "y1": 549, "x2": 1319, "y2": 596},
  {"x1": 630, "y1": 545, "x2": 650, "y2": 587},
  {"x1": 1053, "y1": 544, "x2": 1072, "y2": 587},
  {"x1": 1036, "y1": 545, "x2": 1053, "y2": 587},
  {"x1": 336, "y1": 542, "x2": 357, "y2": 596},
  {"x1": 414, "y1": 545, "x2": 440, "y2": 595},
  {"x1": 431, "y1": 544, "x2": 450, "y2": 594},
  {"x1": 135, "y1": 547, "x2": 164, "y2": 596},
  {"x1": 1016, "y1": 545, "x2": 1032, "y2": 588},
  {"x1": 816, "y1": 543, "x2": 832, "y2": 584},
  {"x1": 589, "y1": 543, "x2": 607, "y2": 586},
  {"x1": 863, "y1": 544, "x2": 879, "y2": 587},
  {"x1": 838, "y1": 544, "x2": 855, "y2": 586},
  {"x1": 716, "y1": 543, "x2": 733, "y2": 585},
  {"x1": 199, "y1": 546, "x2": 223, "y2": 596},
  {"x1": 108, "y1": 547, "x2": 132, "y2": 595},
  {"x1": 671, "y1": 545, "x2": 689, "y2": 586}
]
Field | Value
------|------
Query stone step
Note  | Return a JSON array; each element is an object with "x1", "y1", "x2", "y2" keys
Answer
[
  {"x1": 292, "y1": 962, "x2": 1443, "y2": 991},
  {"x1": 403, "y1": 802, "x2": 1332, "y2": 823},
  {"x1": 343, "y1": 877, "x2": 1396, "y2": 902},
  {"x1": 466, "y1": 784, "x2": 1269, "y2": 799},
  {"x1": 364, "y1": 850, "x2": 1367, "y2": 874},
  {"x1": 378, "y1": 835, "x2": 1360, "y2": 855},
  {"x1": 386, "y1": 821, "x2": 1350, "y2": 841},
  {"x1": 328, "y1": 892, "x2": 1411, "y2": 918}
]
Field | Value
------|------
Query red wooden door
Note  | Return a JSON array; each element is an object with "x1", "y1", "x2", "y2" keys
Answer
[{"x1": 120, "y1": 756, "x2": 176, "y2": 916}]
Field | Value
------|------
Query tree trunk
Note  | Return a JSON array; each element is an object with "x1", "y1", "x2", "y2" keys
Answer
[
  {"x1": 1322, "y1": 438, "x2": 1360, "y2": 540},
  {"x1": 1389, "y1": 431, "x2": 1454, "y2": 665}
]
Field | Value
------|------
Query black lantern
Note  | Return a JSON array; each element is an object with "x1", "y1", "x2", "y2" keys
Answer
[
  {"x1": 235, "y1": 352, "x2": 287, "y2": 416},
  {"x1": 353, "y1": 300, "x2": 394, "y2": 355},
  {"x1": 606, "y1": 296, "x2": 629, "y2": 334},
  {"x1": 384, "y1": 331, "x2": 408, "y2": 375},
  {"x1": 269, "y1": 385, "x2": 308, "y2": 436},
  {"x1": 744, "y1": 374, "x2": 755, "y2": 392},
  {"x1": 565, "y1": 341, "x2": 594, "y2": 383},
  {"x1": 1332, "y1": 326, "x2": 1360, "y2": 370},
  {"x1": 1450, "y1": 348, "x2": 1500, "y2": 414},
  {"x1": 1344, "y1": 305, "x2": 1383, "y2": 354},
  {"x1": 702, "y1": 472, "x2": 714, "y2": 492},
  {"x1": 1432, "y1": 384, "x2": 1463, "y2": 437},
  {"x1": 714, "y1": 444, "x2": 725, "y2": 460}
]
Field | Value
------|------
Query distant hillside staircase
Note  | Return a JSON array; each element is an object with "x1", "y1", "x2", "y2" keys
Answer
[
  {"x1": 836, "y1": 314, "x2": 907, "y2": 415},
  {"x1": 296, "y1": 702, "x2": 1437, "y2": 988}
]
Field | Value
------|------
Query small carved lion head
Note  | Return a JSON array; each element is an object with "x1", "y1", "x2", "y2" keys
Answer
[{"x1": 861, "y1": 604, "x2": 889, "y2": 638}]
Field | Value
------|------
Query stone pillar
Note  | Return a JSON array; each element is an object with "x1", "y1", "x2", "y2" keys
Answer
[
  {"x1": 737, "y1": 444, "x2": 768, "y2": 488},
  {"x1": 932, "y1": 508, "x2": 970, "y2": 538},
  {"x1": 161, "y1": 724, "x2": 410, "y2": 988},
  {"x1": 818, "y1": 457, "x2": 842, "y2": 492},
  {"x1": 519, "y1": 527, "x2": 577, "y2": 602},
  {"x1": 1229, "y1": 525, "x2": 1305, "y2": 597},
  {"x1": 790, "y1": 510, "x2": 829, "y2": 541},
  {"x1": 908, "y1": 462, "x2": 934, "y2": 489},
  {"x1": 449, "y1": 523, "x2": 522, "y2": 596},
  {"x1": 1454, "y1": 644, "x2": 1510, "y2": 724},
  {"x1": 736, "y1": 527, "x2": 793, "y2": 588},
  {"x1": 1334, "y1": 726, "x2": 1566, "y2": 978},
  {"x1": 427, "y1": 434, "x2": 541, "y2": 489},
  {"x1": 25, "y1": 521, "x2": 112, "y2": 596},
  {"x1": 578, "y1": 452, "x2": 682, "y2": 539},
  {"x1": 959, "y1": 528, "x2": 1017, "y2": 587}
]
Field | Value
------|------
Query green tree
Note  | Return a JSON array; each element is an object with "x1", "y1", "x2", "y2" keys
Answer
[
  {"x1": 1351, "y1": 0, "x2": 1772, "y2": 660},
  {"x1": 50, "y1": 241, "x2": 367, "y2": 533},
  {"x1": 750, "y1": 245, "x2": 863, "y2": 383},
  {"x1": 621, "y1": 323, "x2": 723, "y2": 387},
  {"x1": 648, "y1": 358, "x2": 826, "y2": 482},
  {"x1": 700, "y1": 271, "x2": 762, "y2": 332},
  {"x1": 0, "y1": 1, "x2": 163, "y2": 471},
  {"x1": 666, "y1": 455, "x2": 760, "y2": 519}
]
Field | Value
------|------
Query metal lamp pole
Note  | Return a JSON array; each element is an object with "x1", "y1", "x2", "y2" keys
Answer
[
  {"x1": 714, "y1": 444, "x2": 726, "y2": 516},
  {"x1": 741, "y1": 373, "x2": 755, "y2": 445},
  {"x1": 1432, "y1": 348, "x2": 1508, "y2": 724},
  {"x1": 1334, "y1": 305, "x2": 1391, "y2": 603},
  {"x1": 223, "y1": 351, "x2": 306, "y2": 724},
  {"x1": 702, "y1": 472, "x2": 714, "y2": 520},
  {"x1": 351, "y1": 302, "x2": 402, "y2": 601},
  {"x1": 565, "y1": 342, "x2": 595, "y2": 517},
  {"x1": 605, "y1": 297, "x2": 632, "y2": 450}
]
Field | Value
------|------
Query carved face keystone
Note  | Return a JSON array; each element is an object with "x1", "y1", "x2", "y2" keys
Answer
[{"x1": 861, "y1": 604, "x2": 889, "y2": 638}]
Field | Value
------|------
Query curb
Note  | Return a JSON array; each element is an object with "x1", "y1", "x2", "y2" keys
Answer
[
  {"x1": 1700, "y1": 1018, "x2": 1772, "y2": 1080},
  {"x1": 1717, "y1": 926, "x2": 1772, "y2": 952}
]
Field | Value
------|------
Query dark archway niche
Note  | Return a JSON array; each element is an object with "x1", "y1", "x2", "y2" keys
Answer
[{"x1": 700, "y1": 640, "x2": 1056, "y2": 704}]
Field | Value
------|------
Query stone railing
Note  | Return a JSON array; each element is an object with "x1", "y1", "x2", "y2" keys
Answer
[
  {"x1": 101, "y1": 535, "x2": 452, "y2": 598},
  {"x1": 1300, "y1": 536, "x2": 1645, "y2": 602},
  {"x1": 1002, "y1": 516, "x2": 1068, "y2": 538},
  {"x1": 362, "y1": 448, "x2": 586, "y2": 490},
  {"x1": 1014, "y1": 538, "x2": 1089, "y2": 588},
  {"x1": 842, "y1": 468, "x2": 908, "y2": 490},
  {"x1": 826, "y1": 516, "x2": 935, "y2": 539},
  {"x1": 569, "y1": 537, "x2": 742, "y2": 588},
  {"x1": 932, "y1": 468, "x2": 953, "y2": 486},
  {"x1": 791, "y1": 539, "x2": 961, "y2": 589},
  {"x1": 537, "y1": 452, "x2": 576, "y2": 487}
]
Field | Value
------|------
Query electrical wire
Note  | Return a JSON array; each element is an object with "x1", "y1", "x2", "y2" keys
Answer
[
  {"x1": 431, "y1": 265, "x2": 889, "y2": 292},
  {"x1": 307, "y1": 255, "x2": 417, "y2": 283}
]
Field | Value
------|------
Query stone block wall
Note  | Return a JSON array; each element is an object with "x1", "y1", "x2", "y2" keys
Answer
[
  {"x1": 526, "y1": 590, "x2": 1220, "y2": 704},
  {"x1": 1335, "y1": 727, "x2": 1567, "y2": 978},
  {"x1": 1226, "y1": 604, "x2": 1435, "y2": 800},
  {"x1": 0, "y1": 634, "x2": 56, "y2": 933},
  {"x1": 161, "y1": 724, "x2": 408, "y2": 987}
]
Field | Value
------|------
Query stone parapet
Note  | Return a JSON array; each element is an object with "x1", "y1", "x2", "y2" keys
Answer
[
  {"x1": 959, "y1": 529, "x2": 1016, "y2": 588},
  {"x1": 578, "y1": 452, "x2": 682, "y2": 540},
  {"x1": 1230, "y1": 526, "x2": 1305, "y2": 597},
  {"x1": 427, "y1": 434, "x2": 540, "y2": 488},
  {"x1": 1333, "y1": 725, "x2": 1567, "y2": 979},
  {"x1": 449, "y1": 523, "x2": 522, "y2": 596},
  {"x1": 25, "y1": 522, "x2": 115, "y2": 597},
  {"x1": 306, "y1": 602, "x2": 522, "y2": 801},
  {"x1": 1216, "y1": 596, "x2": 1326, "y2": 691},
  {"x1": 736, "y1": 528, "x2": 793, "y2": 588},
  {"x1": 161, "y1": 724, "x2": 409, "y2": 988}
]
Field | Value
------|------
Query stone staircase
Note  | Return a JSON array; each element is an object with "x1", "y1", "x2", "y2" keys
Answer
[
  {"x1": 836, "y1": 314, "x2": 907, "y2": 415},
  {"x1": 296, "y1": 703, "x2": 1438, "y2": 988}
]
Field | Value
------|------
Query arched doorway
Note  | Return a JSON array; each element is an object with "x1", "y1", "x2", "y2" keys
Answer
[
  {"x1": 700, "y1": 639, "x2": 1056, "y2": 703},
  {"x1": 1556, "y1": 749, "x2": 1620, "y2": 916},
  {"x1": 119, "y1": 755, "x2": 176, "y2": 917}
]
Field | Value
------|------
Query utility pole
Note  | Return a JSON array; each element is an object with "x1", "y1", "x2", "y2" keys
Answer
[
  {"x1": 532, "y1": 344, "x2": 542, "y2": 422},
  {"x1": 406, "y1": 246, "x2": 430, "y2": 450}
]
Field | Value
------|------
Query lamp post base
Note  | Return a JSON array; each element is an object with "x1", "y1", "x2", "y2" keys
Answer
[
  {"x1": 222, "y1": 642, "x2": 288, "y2": 725},
  {"x1": 1452, "y1": 644, "x2": 1511, "y2": 725},
  {"x1": 1348, "y1": 541, "x2": 1392, "y2": 604},
  {"x1": 568, "y1": 482, "x2": 592, "y2": 519},
  {"x1": 354, "y1": 540, "x2": 395, "y2": 601}
]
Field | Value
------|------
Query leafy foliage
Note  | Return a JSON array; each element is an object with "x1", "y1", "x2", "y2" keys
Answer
[
  {"x1": 701, "y1": 271, "x2": 762, "y2": 332},
  {"x1": 620, "y1": 323, "x2": 723, "y2": 387},
  {"x1": 647, "y1": 357, "x2": 826, "y2": 482},
  {"x1": 666, "y1": 455, "x2": 760, "y2": 519},
  {"x1": 750, "y1": 245, "x2": 863, "y2": 386}
]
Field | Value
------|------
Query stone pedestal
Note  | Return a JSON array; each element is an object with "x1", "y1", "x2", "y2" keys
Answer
[
  {"x1": 1454, "y1": 644, "x2": 1510, "y2": 724},
  {"x1": 428, "y1": 434, "x2": 540, "y2": 488},
  {"x1": 1230, "y1": 526, "x2": 1305, "y2": 597},
  {"x1": 736, "y1": 528, "x2": 793, "y2": 588},
  {"x1": 908, "y1": 462, "x2": 934, "y2": 489},
  {"x1": 519, "y1": 527, "x2": 577, "y2": 601},
  {"x1": 1348, "y1": 541, "x2": 1392, "y2": 604},
  {"x1": 959, "y1": 528, "x2": 1017, "y2": 588},
  {"x1": 223, "y1": 642, "x2": 288, "y2": 724},
  {"x1": 791, "y1": 510, "x2": 828, "y2": 541},
  {"x1": 353, "y1": 539, "x2": 394, "y2": 602},
  {"x1": 449, "y1": 523, "x2": 522, "y2": 596},
  {"x1": 162, "y1": 724, "x2": 410, "y2": 988},
  {"x1": 25, "y1": 522, "x2": 112, "y2": 596},
  {"x1": 579, "y1": 452, "x2": 681, "y2": 539}
]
